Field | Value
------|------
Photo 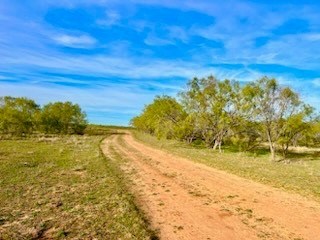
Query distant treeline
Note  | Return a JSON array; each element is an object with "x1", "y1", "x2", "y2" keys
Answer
[
  {"x1": 0, "y1": 96, "x2": 87, "y2": 136},
  {"x1": 131, "y1": 76, "x2": 320, "y2": 160}
]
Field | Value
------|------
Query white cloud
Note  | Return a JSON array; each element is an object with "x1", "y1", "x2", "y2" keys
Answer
[
  {"x1": 312, "y1": 78, "x2": 320, "y2": 87},
  {"x1": 0, "y1": 75, "x2": 11, "y2": 80},
  {"x1": 304, "y1": 33, "x2": 320, "y2": 41},
  {"x1": 53, "y1": 34, "x2": 97, "y2": 48},
  {"x1": 97, "y1": 10, "x2": 121, "y2": 26},
  {"x1": 1, "y1": 0, "x2": 320, "y2": 123},
  {"x1": 167, "y1": 26, "x2": 189, "y2": 43}
]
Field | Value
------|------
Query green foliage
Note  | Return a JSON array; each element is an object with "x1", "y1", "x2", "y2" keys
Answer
[
  {"x1": 0, "y1": 96, "x2": 87, "y2": 136},
  {"x1": 229, "y1": 120, "x2": 262, "y2": 152},
  {"x1": 243, "y1": 77, "x2": 314, "y2": 160},
  {"x1": 174, "y1": 113, "x2": 200, "y2": 143},
  {"x1": 311, "y1": 119, "x2": 320, "y2": 145},
  {"x1": 131, "y1": 95, "x2": 186, "y2": 139},
  {"x1": 131, "y1": 76, "x2": 319, "y2": 160},
  {"x1": 179, "y1": 76, "x2": 242, "y2": 150},
  {"x1": 0, "y1": 96, "x2": 40, "y2": 135},
  {"x1": 40, "y1": 101, "x2": 87, "y2": 134}
]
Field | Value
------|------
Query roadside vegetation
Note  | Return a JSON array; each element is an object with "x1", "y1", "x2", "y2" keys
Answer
[
  {"x1": 133, "y1": 130, "x2": 320, "y2": 200},
  {"x1": 131, "y1": 76, "x2": 320, "y2": 161},
  {"x1": 0, "y1": 127, "x2": 155, "y2": 239}
]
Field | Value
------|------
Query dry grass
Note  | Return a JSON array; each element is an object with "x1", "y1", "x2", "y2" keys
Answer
[
  {"x1": 0, "y1": 134, "x2": 155, "y2": 239},
  {"x1": 133, "y1": 131, "x2": 320, "y2": 201}
]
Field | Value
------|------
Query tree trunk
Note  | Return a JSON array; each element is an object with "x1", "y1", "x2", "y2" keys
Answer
[
  {"x1": 218, "y1": 140, "x2": 222, "y2": 153},
  {"x1": 267, "y1": 129, "x2": 276, "y2": 161},
  {"x1": 213, "y1": 140, "x2": 218, "y2": 150},
  {"x1": 213, "y1": 131, "x2": 225, "y2": 152},
  {"x1": 270, "y1": 144, "x2": 276, "y2": 161},
  {"x1": 283, "y1": 143, "x2": 289, "y2": 159}
]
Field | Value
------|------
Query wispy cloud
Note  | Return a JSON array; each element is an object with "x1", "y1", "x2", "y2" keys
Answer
[
  {"x1": 0, "y1": 79, "x2": 156, "y2": 125},
  {"x1": 96, "y1": 10, "x2": 121, "y2": 27},
  {"x1": 52, "y1": 34, "x2": 97, "y2": 48},
  {"x1": 312, "y1": 78, "x2": 320, "y2": 87},
  {"x1": 304, "y1": 33, "x2": 320, "y2": 41},
  {"x1": 167, "y1": 26, "x2": 189, "y2": 43},
  {"x1": 1, "y1": 0, "x2": 320, "y2": 124}
]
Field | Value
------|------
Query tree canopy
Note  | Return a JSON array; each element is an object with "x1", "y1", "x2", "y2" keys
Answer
[
  {"x1": 0, "y1": 96, "x2": 40, "y2": 135},
  {"x1": 0, "y1": 97, "x2": 87, "y2": 136},
  {"x1": 132, "y1": 76, "x2": 319, "y2": 161},
  {"x1": 131, "y1": 96, "x2": 186, "y2": 139},
  {"x1": 40, "y1": 101, "x2": 87, "y2": 134}
]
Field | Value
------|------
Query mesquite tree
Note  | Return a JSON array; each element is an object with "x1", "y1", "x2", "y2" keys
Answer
[
  {"x1": 0, "y1": 96, "x2": 40, "y2": 135},
  {"x1": 130, "y1": 96, "x2": 186, "y2": 139},
  {"x1": 40, "y1": 101, "x2": 87, "y2": 134},
  {"x1": 242, "y1": 77, "x2": 313, "y2": 160},
  {"x1": 131, "y1": 76, "x2": 318, "y2": 160},
  {"x1": 179, "y1": 76, "x2": 241, "y2": 151}
]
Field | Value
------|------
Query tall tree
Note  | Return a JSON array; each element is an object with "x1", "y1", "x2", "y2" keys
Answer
[
  {"x1": 243, "y1": 77, "x2": 313, "y2": 160},
  {"x1": 179, "y1": 76, "x2": 241, "y2": 151}
]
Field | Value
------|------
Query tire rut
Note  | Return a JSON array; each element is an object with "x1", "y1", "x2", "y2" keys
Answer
[
  {"x1": 105, "y1": 134, "x2": 260, "y2": 240},
  {"x1": 101, "y1": 132, "x2": 320, "y2": 240}
]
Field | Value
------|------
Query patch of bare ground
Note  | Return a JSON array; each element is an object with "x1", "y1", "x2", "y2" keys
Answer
[{"x1": 101, "y1": 131, "x2": 320, "y2": 240}]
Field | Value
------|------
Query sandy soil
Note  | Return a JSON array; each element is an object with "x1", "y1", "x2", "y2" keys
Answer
[{"x1": 101, "y1": 132, "x2": 320, "y2": 240}]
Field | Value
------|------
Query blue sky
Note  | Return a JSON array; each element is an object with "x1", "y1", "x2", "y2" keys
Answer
[{"x1": 1, "y1": 0, "x2": 320, "y2": 125}]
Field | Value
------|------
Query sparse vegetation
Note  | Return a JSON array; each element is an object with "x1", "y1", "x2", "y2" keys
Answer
[
  {"x1": 0, "y1": 133, "x2": 155, "y2": 239},
  {"x1": 84, "y1": 124, "x2": 132, "y2": 136},
  {"x1": 1, "y1": 78, "x2": 319, "y2": 239},
  {"x1": 133, "y1": 130, "x2": 320, "y2": 200}
]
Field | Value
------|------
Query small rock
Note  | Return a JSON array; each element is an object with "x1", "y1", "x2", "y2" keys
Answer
[{"x1": 55, "y1": 200, "x2": 63, "y2": 208}]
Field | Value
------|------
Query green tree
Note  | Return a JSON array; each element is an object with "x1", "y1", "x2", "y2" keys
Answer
[
  {"x1": 40, "y1": 101, "x2": 87, "y2": 134},
  {"x1": 229, "y1": 120, "x2": 262, "y2": 152},
  {"x1": 308, "y1": 119, "x2": 320, "y2": 146},
  {"x1": 243, "y1": 77, "x2": 313, "y2": 160},
  {"x1": 0, "y1": 96, "x2": 40, "y2": 135},
  {"x1": 277, "y1": 106, "x2": 314, "y2": 157},
  {"x1": 179, "y1": 76, "x2": 241, "y2": 151},
  {"x1": 131, "y1": 96, "x2": 186, "y2": 139},
  {"x1": 174, "y1": 113, "x2": 200, "y2": 144}
]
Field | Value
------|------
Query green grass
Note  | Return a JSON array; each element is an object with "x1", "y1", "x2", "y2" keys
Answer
[
  {"x1": 0, "y1": 134, "x2": 155, "y2": 239},
  {"x1": 84, "y1": 124, "x2": 132, "y2": 136},
  {"x1": 133, "y1": 131, "x2": 320, "y2": 201}
]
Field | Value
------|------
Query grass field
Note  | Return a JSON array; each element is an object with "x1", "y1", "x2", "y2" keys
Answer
[
  {"x1": 133, "y1": 131, "x2": 320, "y2": 201},
  {"x1": 0, "y1": 132, "x2": 155, "y2": 239}
]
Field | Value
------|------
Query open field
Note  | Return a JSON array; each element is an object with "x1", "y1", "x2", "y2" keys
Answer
[
  {"x1": 0, "y1": 132, "x2": 155, "y2": 239},
  {"x1": 102, "y1": 130, "x2": 320, "y2": 239},
  {"x1": 134, "y1": 131, "x2": 320, "y2": 201},
  {"x1": 2, "y1": 128, "x2": 320, "y2": 240}
]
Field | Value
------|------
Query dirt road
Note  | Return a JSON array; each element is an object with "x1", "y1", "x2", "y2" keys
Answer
[{"x1": 101, "y1": 132, "x2": 320, "y2": 240}]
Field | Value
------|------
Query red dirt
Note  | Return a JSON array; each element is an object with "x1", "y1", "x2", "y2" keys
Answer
[{"x1": 101, "y1": 132, "x2": 320, "y2": 240}]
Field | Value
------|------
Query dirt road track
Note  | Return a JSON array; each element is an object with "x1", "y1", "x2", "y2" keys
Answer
[{"x1": 101, "y1": 132, "x2": 320, "y2": 240}]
